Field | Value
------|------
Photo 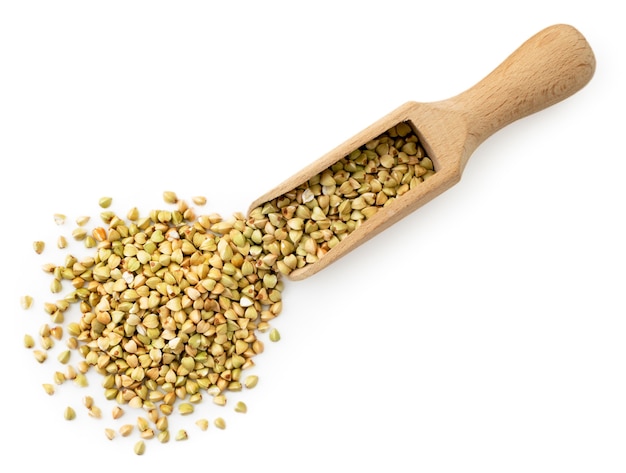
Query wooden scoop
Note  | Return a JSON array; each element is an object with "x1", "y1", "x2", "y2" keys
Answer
[{"x1": 248, "y1": 24, "x2": 596, "y2": 281}]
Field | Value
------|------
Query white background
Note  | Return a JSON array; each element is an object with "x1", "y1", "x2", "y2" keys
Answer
[{"x1": 0, "y1": 1, "x2": 624, "y2": 471}]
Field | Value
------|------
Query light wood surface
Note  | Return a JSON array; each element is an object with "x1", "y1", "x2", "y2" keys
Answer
[{"x1": 248, "y1": 24, "x2": 596, "y2": 281}]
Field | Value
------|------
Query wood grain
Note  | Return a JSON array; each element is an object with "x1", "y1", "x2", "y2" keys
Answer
[{"x1": 248, "y1": 24, "x2": 596, "y2": 281}]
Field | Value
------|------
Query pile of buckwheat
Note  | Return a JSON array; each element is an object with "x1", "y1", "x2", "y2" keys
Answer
[{"x1": 21, "y1": 121, "x2": 434, "y2": 454}]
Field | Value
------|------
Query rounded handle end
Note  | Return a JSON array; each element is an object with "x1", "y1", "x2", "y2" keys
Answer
[{"x1": 453, "y1": 24, "x2": 596, "y2": 152}]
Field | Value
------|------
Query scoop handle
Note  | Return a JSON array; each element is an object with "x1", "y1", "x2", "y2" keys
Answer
[{"x1": 448, "y1": 24, "x2": 595, "y2": 160}]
